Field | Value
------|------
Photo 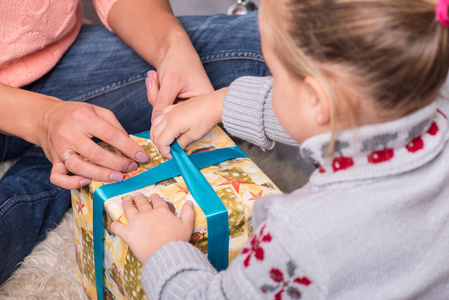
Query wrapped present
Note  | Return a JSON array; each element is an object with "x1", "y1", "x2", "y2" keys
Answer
[{"x1": 72, "y1": 126, "x2": 282, "y2": 300}]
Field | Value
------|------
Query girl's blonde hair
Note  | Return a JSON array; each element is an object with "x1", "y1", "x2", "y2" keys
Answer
[{"x1": 264, "y1": 0, "x2": 449, "y2": 121}]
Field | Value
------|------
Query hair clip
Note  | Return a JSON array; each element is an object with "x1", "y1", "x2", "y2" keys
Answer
[{"x1": 436, "y1": 0, "x2": 449, "y2": 27}]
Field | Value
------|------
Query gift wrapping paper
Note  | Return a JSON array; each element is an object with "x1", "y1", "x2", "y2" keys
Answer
[{"x1": 72, "y1": 126, "x2": 282, "y2": 299}]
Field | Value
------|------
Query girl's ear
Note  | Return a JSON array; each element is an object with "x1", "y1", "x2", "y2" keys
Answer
[{"x1": 304, "y1": 76, "x2": 331, "y2": 125}]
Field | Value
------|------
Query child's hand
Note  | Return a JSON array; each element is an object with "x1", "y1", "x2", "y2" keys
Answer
[
  {"x1": 148, "y1": 78, "x2": 228, "y2": 158},
  {"x1": 110, "y1": 192, "x2": 195, "y2": 264}
]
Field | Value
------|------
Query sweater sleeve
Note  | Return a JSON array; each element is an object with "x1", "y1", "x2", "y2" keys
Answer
[
  {"x1": 91, "y1": 0, "x2": 119, "y2": 31},
  {"x1": 222, "y1": 76, "x2": 298, "y2": 150},
  {"x1": 141, "y1": 217, "x2": 326, "y2": 299}
]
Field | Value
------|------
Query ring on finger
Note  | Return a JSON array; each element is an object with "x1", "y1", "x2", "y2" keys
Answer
[{"x1": 61, "y1": 150, "x2": 76, "y2": 165}]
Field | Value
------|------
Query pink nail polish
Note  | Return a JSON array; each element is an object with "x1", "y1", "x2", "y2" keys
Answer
[
  {"x1": 80, "y1": 178, "x2": 92, "y2": 186},
  {"x1": 110, "y1": 172, "x2": 123, "y2": 182},
  {"x1": 152, "y1": 111, "x2": 162, "y2": 122},
  {"x1": 145, "y1": 77, "x2": 151, "y2": 91},
  {"x1": 136, "y1": 151, "x2": 149, "y2": 163},
  {"x1": 127, "y1": 161, "x2": 138, "y2": 172}
]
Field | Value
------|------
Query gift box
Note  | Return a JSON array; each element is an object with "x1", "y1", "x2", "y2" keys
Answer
[{"x1": 72, "y1": 126, "x2": 282, "y2": 300}]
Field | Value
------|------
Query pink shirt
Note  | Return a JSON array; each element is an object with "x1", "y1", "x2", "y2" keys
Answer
[{"x1": 0, "y1": 0, "x2": 117, "y2": 88}]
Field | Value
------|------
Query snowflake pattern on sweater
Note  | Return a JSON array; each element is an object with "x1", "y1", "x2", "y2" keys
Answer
[
  {"x1": 241, "y1": 224, "x2": 314, "y2": 299},
  {"x1": 260, "y1": 261, "x2": 312, "y2": 300},
  {"x1": 242, "y1": 224, "x2": 272, "y2": 268}
]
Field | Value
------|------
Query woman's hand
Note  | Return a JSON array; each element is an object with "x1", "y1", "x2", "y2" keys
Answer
[
  {"x1": 147, "y1": 36, "x2": 214, "y2": 120},
  {"x1": 148, "y1": 82, "x2": 227, "y2": 158},
  {"x1": 0, "y1": 83, "x2": 149, "y2": 190},
  {"x1": 108, "y1": 0, "x2": 214, "y2": 119},
  {"x1": 39, "y1": 100, "x2": 149, "y2": 189},
  {"x1": 111, "y1": 192, "x2": 195, "y2": 264}
]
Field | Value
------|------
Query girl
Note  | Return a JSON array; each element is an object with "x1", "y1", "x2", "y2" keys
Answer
[{"x1": 111, "y1": 0, "x2": 449, "y2": 298}]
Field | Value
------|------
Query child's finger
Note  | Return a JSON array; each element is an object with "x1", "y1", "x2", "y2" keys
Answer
[
  {"x1": 161, "y1": 105, "x2": 175, "y2": 114},
  {"x1": 176, "y1": 132, "x2": 196, "y2": 150},
  {"x1": 180, "y1": 200, "x2": 195, "y2": 229},
  {"x1": 151, "y1": 119, "x2": 174, "y2": 158},
  {"x1": 121, "y1": 196, "x2": 138, "y2": 220},
  {"x1": 110, "y1": 220, "x2": 127, "y2": 238},
  {"x1": 133, "y1": 192, "x2": 152, "y2": 212},
  {"x1": 155, "y1": 126, "x2": 177, "y2": 159},
  {"x1": 149, "y1": 193, "x2": 168, "y2": 209},
  {"x1": 150, "y1": 115, "x2": 166, "y2": 142},
  {"x1": 152, "y1": 80, "x2": 179, "y2": 122}
]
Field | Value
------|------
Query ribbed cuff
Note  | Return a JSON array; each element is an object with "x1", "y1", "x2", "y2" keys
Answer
[
  {"x1": 223, "y1": 76, "x2": 298, "y2": 150},
  {"x1": 142, "y1": 241, "x2": 216, "y2": 299},
  {"x1": 223, "y1": 76, "x2": 275, "y2": 150}
]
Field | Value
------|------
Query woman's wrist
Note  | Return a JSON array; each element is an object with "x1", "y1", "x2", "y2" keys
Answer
[
  {"x1": 0, "y1": 83, "x2": 58, "y2": 146},
  {"x1": 108, "y1": 0, "x2": 190, "y2": 69},
  {"x1": 153, "y1": 28, "x2": 194, "y2": 69}
]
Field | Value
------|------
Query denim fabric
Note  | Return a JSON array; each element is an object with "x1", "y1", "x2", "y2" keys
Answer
[{"x1": 0, "y1": 12, "x2": 267, "y2": 283}]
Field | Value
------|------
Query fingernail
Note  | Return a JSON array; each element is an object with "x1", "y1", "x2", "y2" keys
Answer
[
  {"x1": 123, "y1": 196, "x2": 131, "y2": 201},
  {"x1": 136, "y1": 151, "x2": 148, "y2": 163},
  {"x1": 147, "y1": 71, "x2": 153, "y2": 79},
  {"x1": 80, "y1": 178, "x2": 92, "y2": 186},
  {"x1": 145, "y1": 77, "x2": 151, "y2": 91},
  {"x1": 127, "y1": 161, "x2": 138, "y2": 172},
  {"x1": 110, "y1": 172, "x2": 123, "y2": 182},
  {"x1": 134, "y1": 192, "x2": 143, "y2": 197},
  {"x1": 152, "y1": 111, "x2": 162, "y2": 121},
  {"x1": 186, "y1": 200, "x2": 194, "y2": 207}
]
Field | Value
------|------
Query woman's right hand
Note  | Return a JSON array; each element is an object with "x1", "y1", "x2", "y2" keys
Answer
[
  {"x1": 38, "y1": 99, "x2": 149, "y2": 189},
  {"x1": 0, "y1": 83, "x2": 150, "y2": 189}
]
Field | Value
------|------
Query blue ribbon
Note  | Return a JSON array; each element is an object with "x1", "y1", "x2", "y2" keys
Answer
[
  {"x1": 170, "y1": 142, "x2": 229, "y2": 272},
  {"x1": 92, "y1": 133, "x2": 247, "y2": 300}
]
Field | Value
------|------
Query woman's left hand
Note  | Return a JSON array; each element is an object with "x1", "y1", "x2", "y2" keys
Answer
[
  {"x1": 147, "y1": 35, "x2": 214, "y2": 120},
  {"x1": 111, "y1": 192, "x2": 195, "y2": 264},
  {"x1": 108, "y1": 0, "x2": 214, "y2": 120}
]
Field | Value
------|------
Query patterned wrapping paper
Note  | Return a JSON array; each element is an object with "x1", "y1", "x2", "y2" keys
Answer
[{"x1": 72, "y1": 126, "x2": 282, "y2": 300}]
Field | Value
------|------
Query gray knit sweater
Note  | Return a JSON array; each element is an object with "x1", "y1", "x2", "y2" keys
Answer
[{"x1": 142, "y1": 76, "x2": 449, "y2": 299}]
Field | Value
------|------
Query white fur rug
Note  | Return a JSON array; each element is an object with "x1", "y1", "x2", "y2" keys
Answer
[{"x1": 0, "y1": 141, "x2": 313, "y2": 299}]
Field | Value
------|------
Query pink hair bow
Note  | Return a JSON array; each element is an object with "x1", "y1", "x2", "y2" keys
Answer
[{"x1": 436, "y1": 0, "x2": 449, "y2": 27}]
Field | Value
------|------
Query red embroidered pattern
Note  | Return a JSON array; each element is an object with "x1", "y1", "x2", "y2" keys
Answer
[
  {"x1": 427, "y1": 122, "x2": 439, "y2": 136},
  {"x1": 316, "y1": 116, "x2": 443, "y2": 172},
  {"x1": 406, "y1": 136, "x2": 424, "y2": 153},
  {"x1": 367, "y1": 148, "x2": 394, "y2": 164},
  {"x1": 331, "y1": 156, "x2": 354, "y2": 172},
  {"x1": 241, "y1": 224, "x2": 272, "y2": 267},
  {"x1": 261, "y1": 261, "x2": 312, "y2": 299},
  {"x1": 318, "y1": 164, "x2": 326, "y2": 173},
  {"x1": 406, "y1": 121, "x2": 440, "y2": 153}
]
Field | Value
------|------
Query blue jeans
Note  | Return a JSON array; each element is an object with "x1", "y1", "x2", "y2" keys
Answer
[{"x1": 0, "y1": 12, "x2": 267, "y2": 283}]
